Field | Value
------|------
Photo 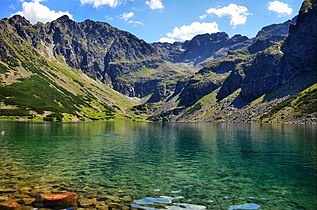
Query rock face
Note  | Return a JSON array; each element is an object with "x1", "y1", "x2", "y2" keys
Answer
[
  {"x1": 281, "y1": 0, "x2": 317, "y2": 81},
  {"x1": 178, "y1": 79, "x2": 220, "y2": 107},
  {"x1": 248, "y1": 18, "x2": 296, "y2": 53},
  {"x1": 154, "y1": 32, "x2": 252, "y2": 65},
  {"x1": 238, "y1": 0, "x2": 317, "y2": 104},
  {"x1": 0, "y1": 15, "x2": 161, "y2": 97}
]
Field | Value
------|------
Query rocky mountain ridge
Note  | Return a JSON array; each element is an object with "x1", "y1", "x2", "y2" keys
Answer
[{"x1": 0, "y1": 0, "x2": 316, "y2": 123}]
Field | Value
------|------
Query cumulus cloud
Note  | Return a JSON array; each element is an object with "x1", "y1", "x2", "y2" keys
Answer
[
  {"x1": 158, "y1": 37, "x2": 176, "y2": 43},
  {"x1": 267, "y1": 1, "x2": 292, "y2": 16},
  {"x1": 120, "y1": 12, "x2": 134, "y2": 21},
  {"x1": 145, "y1": 0, "x2": 164, "y2": 10},
  {"x1": 15, "y1": 0, "x2": 73, "y2": 24},
  {"x1": 159, "y1": 21, "x2": 220, "y2": 43},
  {"x1": 205, "y1": 3, "x2": 250, "y2": 28},
  {"x1": 80, "y1": 0, "x2": 119, "y2": 8}
]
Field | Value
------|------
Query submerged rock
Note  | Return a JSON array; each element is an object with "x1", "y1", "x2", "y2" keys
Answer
[
  {"x1": 171, "y1": 190, "x2": 181, "y2": 194},
  {"x1": 96, "y1": 134, "x2": 120, "y2": 137},
  {"x1": 0, "y1": 201, "x2": 21, "y2": 210},
  {"x1": 0, "y1": 188, "x2": 16, "y2": 193},
  {"x1": 122, "y1": 195, "x2": 132, "y2": 203},
  {"x1": 166, "y1": 203, "x2": 206, "y2": 210},
  {"x1": 79, "y1": 197, "x2": 97, "y2": 207},
  {"x1": 131, "y1": 204, "x2": 159, "y2": 210},
  {"x1": 0, "y1": 196, "x2": 9, "y2": 202},
  {"x1": 22, "y1": 197, "x2": 36, "y2": 205},
  {"x1": 229, "y1": 203, "x2": 261, "y2": 210},
  {"x1": 133, "y1": 196, "x2": 183, "y2": 205},
  {"x1": 105, "y1": 195, "x2": 120, "y2": 202},
  {"x1": 40, "y1": 193, "x2": 78, "y2": 209},
  {"x1": 133, "y1": 197, "x2": 170, "y2": 205}
]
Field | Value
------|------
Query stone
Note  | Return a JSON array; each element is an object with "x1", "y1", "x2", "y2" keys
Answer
[
  {"x1": 0, "y1": 201, "x2": 21, "y2": 210},
  {"x1": 15, "y1": 206, "x2": 34, "y2": 210},
  {"x1": 14, "y1": 193, "x2": 30, "y2": 198},
  {"x1": 79, "y1": 197, "x2": 97, "y2": 207},
  {"x1": 122, "y1": 196, "x2": 132, "y2": 203},
  {"x1": 22, "y1": 197, "x2": 36, "y2": 205},
  {"x1": 167, "y1": 203, "x2": 206, "y2": 209},
  {"x1": 105, "y1": 195, "x2": 120, "y2": 203},
  {"x1": 96, "y1": 201, "x2": 108, "y2": 210},
  {"x1": 20, "y1": 187, "x2": 32, "y2": 192},
  {"x1": 0, "y1": 196, "x2": 9, "y2": 202},
  {"x1": 229, "y1": 203, "x2": 261, "y2": 210},
  {"x1": 40, "y1": 192, "x2": 78, "y2": 209},
  {"x1": 108, "y1": 202, "x2": 121, "y2": 208},
  {"x1": 96, "y1": 206, "x2": 109, "y2": 210},
  {"x1": 0, "y1": 188, "x2": 16, "y2": 193}
]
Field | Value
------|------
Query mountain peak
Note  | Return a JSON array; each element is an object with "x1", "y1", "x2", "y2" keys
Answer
[
  {"x1": 55, "y1": 15, "x2": 73, "y2": 24},
  {"x1": 8, "y1": 15, "x2": 30, "y2": 26}
]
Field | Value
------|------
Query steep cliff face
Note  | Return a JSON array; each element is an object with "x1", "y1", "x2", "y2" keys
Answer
[
  {"x1": 154, "y1": 32, "x2": 252, "y2": 65},
  {"x1": 248, "y1": 18, "x2": 296, "y2": 53},
  {"x1": 237, "y1": 0, "x2": 316, "y2": 104},
  {"x1": 281, "y1": 0, "x2": 317, "y2": 81},
  {"x1": 1, "y1": 15, "x2": 167, "y2": 98}
]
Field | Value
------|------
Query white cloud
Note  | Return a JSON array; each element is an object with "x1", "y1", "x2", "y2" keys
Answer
[
  {"x1": 158, "y1": 37, "x2": 176, "y2": 43},
  {"x1": 80, "y1": 0, "x2": 119, "y2": 8},
  {"x1": 199, "y1": 15, "x2": 206, "y2": 20},
  {"x1": 267, "y1": 1, "x2": 292, "y2": 16},
  {"x1": 159, "y1": 21, "x2": 220, "y2": 43},
  {"x1": 145, "y1": 0, "x2": 164, "y2": 10},
  {"x1": 15, "y1": 0, "x2": 73, "y2": 24},
  {"x1": 120, "y1": 12, "x2": 134, "y2": 21},
  {"x1": 205, "y1": 4, "x2": 250, "y2": 28},
  {"x1": 128, "y1": 20, "x2": 143, "y2": 26}
]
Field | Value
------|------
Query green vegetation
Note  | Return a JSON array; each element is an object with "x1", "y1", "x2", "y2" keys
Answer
[
  {"x1": 300, "y1": 0, "x2": 313, "y2": 13},
  {"x1": 140, "y1": 66, "x2": 153, "y2": 75},
  {"x1": 260, "y1": 84, "x2": 317, "y2": 122},
  {"x1": 0, "y1": 75, "x2": 81, "y2": 114},
  {"x1": 0, "y1": 62, "x2": 8, "y2": 74}
]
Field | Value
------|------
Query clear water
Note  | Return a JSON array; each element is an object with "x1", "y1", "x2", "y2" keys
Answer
[{"x1": 0, "y1": 122, "x2": 316, "y2": 209}]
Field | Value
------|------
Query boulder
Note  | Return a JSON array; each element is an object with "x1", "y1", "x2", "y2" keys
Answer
[
  {"x1": 0, "y1": 201, "x2": 21, "y2": 210},
  {"x1": 40, "y1": 193, "x2": 78, "y2": 209}
]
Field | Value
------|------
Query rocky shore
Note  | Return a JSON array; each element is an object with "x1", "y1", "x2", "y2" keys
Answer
[{"x1": 0, "y1": 186, "x2": 135, "y2": 210}]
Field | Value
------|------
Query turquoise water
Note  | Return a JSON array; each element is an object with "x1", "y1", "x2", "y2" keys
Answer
[{"x1": 0, "y1": 122, "x2": 316, "y2": 209}]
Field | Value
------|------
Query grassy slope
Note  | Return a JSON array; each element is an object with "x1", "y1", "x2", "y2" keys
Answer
[
  {"x1": 0, "y1": 27, "x2": 139, "y2": 122},
  {"x1": 259, "y1": 83, "x2": 317, "y2": 122}
]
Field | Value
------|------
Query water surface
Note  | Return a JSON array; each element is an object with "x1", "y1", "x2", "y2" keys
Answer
[{"x1": 0, "y1": 122, "x2": 316, "y2": 209}]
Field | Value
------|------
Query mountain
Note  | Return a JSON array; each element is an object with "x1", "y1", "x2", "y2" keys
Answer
[
  {"x1": 0, "y1": 16, "x2": 141, "y2": 121},
  {"x1": 153, "y1": 32, "x2": 252, "y2": 65},
  {"x1": 0, "y1": 0, "x2": 316, "y2": 123}
]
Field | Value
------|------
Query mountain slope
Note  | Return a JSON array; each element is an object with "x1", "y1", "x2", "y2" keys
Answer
[
  {"x1": 0, "y1": 18, "x2": 140, "y2": 121},
  {"x1": 144, "y1": 0, "x2": 316, "y2": 123}
]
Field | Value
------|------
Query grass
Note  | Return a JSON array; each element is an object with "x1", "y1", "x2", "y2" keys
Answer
[
  {"x1": 0, "y1": 75, "x2": 77, "y2": 113},
  {"x1": 300, "y1": 0, "x2": 313, "y2": 13},
  {"x1": 259, "y1": 83, "x2": 317, "y2": 121},
  {"x1": 140, "y1": 66, "x2": 153, "y2": 75},
  {"x1": 0, "y1": 63, "x2": 8, "y2": 74}
]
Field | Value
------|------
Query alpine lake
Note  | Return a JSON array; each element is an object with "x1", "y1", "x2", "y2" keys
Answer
[{"x1": 0, "y1": 121, "x2": 316, "y2": 209}]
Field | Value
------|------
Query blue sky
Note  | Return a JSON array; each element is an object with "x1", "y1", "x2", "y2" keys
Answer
[{"x1": 0, "y1": 0, "x2": 302, "y2": 43}]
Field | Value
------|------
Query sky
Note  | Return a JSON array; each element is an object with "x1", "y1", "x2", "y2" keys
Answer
[{"x1": 0, "y1": 0, "x2": 303, "y2": 43}]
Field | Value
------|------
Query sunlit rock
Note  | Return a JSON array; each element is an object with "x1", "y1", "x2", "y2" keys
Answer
[
  {"x1": 40, "y1": 193, "x2": 78, "y2": 209},
  {"x1": 229, "y1": 203, "x2": 261, "y2": 210}
]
